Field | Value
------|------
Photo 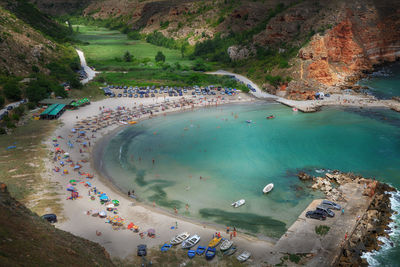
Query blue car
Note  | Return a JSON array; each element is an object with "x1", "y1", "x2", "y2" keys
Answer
[
  {"x1": 140, "y1": 94, "x2": 144, "y2": 98},
  {"x1": 134, "y1": 94, "x2": 138, "y2": 98}
]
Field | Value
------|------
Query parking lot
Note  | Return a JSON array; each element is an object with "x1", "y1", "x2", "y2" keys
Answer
[{"x1": 102, "y1": 85, "x2": 242, "y2": 99}]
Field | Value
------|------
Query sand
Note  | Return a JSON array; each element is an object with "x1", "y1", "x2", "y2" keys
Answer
[{"x1": 43, "y1": 93, "x2": 275, "y2": 264}]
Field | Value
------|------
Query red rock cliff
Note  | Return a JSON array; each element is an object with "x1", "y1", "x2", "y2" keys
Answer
[{"x1": 298, "y1": 1, "x2": 400, "y2": 88}]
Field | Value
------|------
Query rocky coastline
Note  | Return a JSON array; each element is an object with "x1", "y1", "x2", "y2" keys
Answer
[{"x1": 298, "y1": 171, "x2": 396, "y2": 266}]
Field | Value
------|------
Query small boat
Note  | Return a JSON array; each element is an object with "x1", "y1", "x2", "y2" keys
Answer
[
  {"x1": 292, "y1": 108, "x2": 298, "y2": 112},
  {"x1": 182, "y1": 235, "x2": 201, "y2": 249},
  {"x1": 128, "y1": 121, "x2": 137, "y2": 125},
  {"x1": 170, "y1": 232, "x2": 190, "y2": 245},
  {"x1": 196, "y1": 246, "x2": 206, "y2": 255},
  {"x1": 119, "y1": 121, "x2": 128, "y2": 125},
  {"x1": 187, "y1": 250, "x2": 196, "y2": 259},
  {"x1": 237, "y1": 251, "x2": 251, "y2": 262},
  {"x1": 220, "y1": 239, "x2": 233, "y2": 251},
  {"x1": 231, "y1": 199, "x2": 245, "y2": 208},
  {"x1": 246, "y1": 120, "x2": 252, "y2": 123},
  {"x1": 223, "y1": 246, "x2": 237, "y2": 256},
  {"x1": 263, "y1": 183, "x2": 274, "y2": 194},
  {"x1": 205, "y1": 247, "x2": 216, "y2": 260},
  {"x1": 208, "y1": 237, "x2": 222, "y2": 248},
  {"x1": 161, "y1": 243, "x2": 172, "y2": 252},
  {"x1": 266, "y1": 115, "x2": 275, "y2": 119}
]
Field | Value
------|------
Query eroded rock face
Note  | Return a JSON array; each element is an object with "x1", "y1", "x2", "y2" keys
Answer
[
  {"x1": 227, "y1": 45, "x2": 255, "y2": 61},
  {"x1": 298, "y1": 0, "x2": 400, "y2": 88}
]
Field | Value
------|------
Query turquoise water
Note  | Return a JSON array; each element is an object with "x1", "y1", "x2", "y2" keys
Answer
[
  {"x1": 100, "y1": 103, "x2": 400, "y2": 240},
  {"x1": 360, "y1": 61, "x2": 400, "y2": 99}
]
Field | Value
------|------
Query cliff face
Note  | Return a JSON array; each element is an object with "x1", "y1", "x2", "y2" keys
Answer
[{"x1": 295, "y1": 0, "x2": 400, "y2": 90}]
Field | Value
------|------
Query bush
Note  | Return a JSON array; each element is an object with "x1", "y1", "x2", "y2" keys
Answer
[
  {"x1": 155, "y1": 51, "x2": 166, "y2": 62},
  {"x1": 6, "y1": 121, "x2": 16, "y2": 129},
  {"x1": 123, "y1": 51, "x2": 133, "y2": 62},
  {"x1": 315, "y1": 225, "x2": 330, "y2": 236},
  {"x1": 12, "y1": 113, "x2": 20, "y2": 121},
  {"x1": 289, "y1": 254, "x2": 301, "y2": 264},
  {"x1": 146, "y1": 31, "x2": 178, "y2": 49},
  {"x1": 0, "y1": 128, "x2": 6, "y2": 135},
  {"x1": 3, "y1": 80, "x2": 22, "y2": 101},
  {"x1": 13, "y1": 105, "x2": 25, "y2": 116},
  {"x1": 32, "y1": 65, "x2": 40, "y2": 73},
  {"x1": 192, "y1": 60, "x2": 208, "y2": 71},
  {"x1": 127, "y1": 31, "x2": 141, "y2": 40},
  {"x1": 160, "y1": 21, "x2": 169, "y2": 29},
  {"x1": 27, "y1": 102, "x2": 36, "y2": 110}
]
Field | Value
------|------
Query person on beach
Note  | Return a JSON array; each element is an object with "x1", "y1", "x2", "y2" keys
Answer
[
  {"x1": 174, "y1": 207, "x2": 178, "y2": 214},
  {"x1": 342, "y1": 208, "x2": 345, "y2": 215},
  {"x1": 152, "y1": 159, "x2": 155, "y2": 165},
  {"x1": 128, "y1": 190, "x2": 130, "y2": 196},
  {"x1": 175, "y1": 221, "x2": 178, "y2": 229},
  {"x1": 226, "y1": 226, "x2": 230, "y2": 234}
]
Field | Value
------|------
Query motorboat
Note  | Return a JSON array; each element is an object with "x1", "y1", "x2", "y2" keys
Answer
[
  {"x1": 220, "y1": 239, "x2": 233, "y2": 251},
  {"x1": 170, "y1": 232, "x2": 190, "y2": 245},
  {"x1": 160, "y1": 243, "x2": 172, "y2": 252},
  {"x1": 292, "y1": 108, "x2": 298, "y2": 112},
  {"x1": 182, "y1": 235, "x2": 201, "y2": 249},
  {"x1": 246, "y1": 120, "x2": 252, "y2": 123},
  {"x1": 263, "y1": 183, "x2": 274, "y2": 194},
  {"x1": 266, "y1": 115, "x2": 275, "y2": 119},
  {"x1": 231, "y1": 199, "x2": 245, "y2": 208},
  {"x1": 196, "y1": 246, "x2": 206, "y2": 255},
  {"x1": 223, "y1": 246, "x2": 237, "y2": 256},
  {"x1": 187, "y1": 250, "x2": 196, "y2": 258},
  {"x1": 237, "y1": 251, "x2": 251, "y2": 262},
  {"x1": 208, "y1": 237, "x2": 222, "y2": 248},
  {"x1": 205, "y1": 247, "x2": 216, "y2": 260}
]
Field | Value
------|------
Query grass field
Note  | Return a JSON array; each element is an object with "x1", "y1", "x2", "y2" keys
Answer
[
  {"x1": 75, "y1": 25, "x2": 193, "y2": 71},
  {"x1": 73, "y1": 25, "x2": 248, "y2": 90},
  {"x1": 0, "y1": 118, "x2": 62, "y2": 217}
]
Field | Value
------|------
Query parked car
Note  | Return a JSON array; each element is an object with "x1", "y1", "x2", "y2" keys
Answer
[
  {"x1": 134, "y1": 94, "x2": 138, "y2": 98},
  {"x1": 6, "y1": 105, "x2": 13, "y2": 110},
  {"x1": 117, "y1": 94, "x2": 122, "y2": 97},
  {"x1": 305, "y1": 210, "x2": 326, "y2": 220},
  {"x1": 316, "y1": 206, "x2": 335, "y2": 217},
  {"x1": 321, "y1": 200, "x2": 341, "y2": 210},
  {"x1": 128, "y1": 94, "x2": 133, "y2": 98},
  {"x1": 41, "y1": 214, "x2": 57, "y2": 223}
]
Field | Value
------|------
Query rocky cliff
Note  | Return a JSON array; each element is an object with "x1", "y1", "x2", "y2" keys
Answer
[
  {"x1": 292, "y1": 0, "x2": 400, "y2": 93},
  {"x1": 29, "y1": 0, "x2": 93, "y2": 16}
]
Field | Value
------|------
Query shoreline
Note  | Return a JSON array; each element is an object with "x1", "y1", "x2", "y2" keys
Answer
[
  {"x1": 43, "y1": 94, "x2": 280, "y2": 264},
  {"x1": 40, "y1": 93, "x2": 398, "y2": 265}
]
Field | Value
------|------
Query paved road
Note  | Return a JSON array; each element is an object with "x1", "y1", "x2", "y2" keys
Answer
[
  {"x1": 76, "y1": 49, "x2": 98, "y2": 84},
  {"x1": 0, "y1": 100, "x2": 24, "y2": 118},
  {"x1": 207, "y1": 70, "x2": 280, "y2": 99}
]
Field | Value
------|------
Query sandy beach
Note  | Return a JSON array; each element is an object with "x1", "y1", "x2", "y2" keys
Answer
[{"x1": 43, "y1": 93, "x2": 278, "y2": 264}]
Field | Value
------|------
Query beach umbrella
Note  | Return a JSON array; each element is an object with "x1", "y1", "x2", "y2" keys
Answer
[
  {"x1": 100, "y1": 195, "x2": 109, "y2": 201},
  {"x1": 52, "y1": 138, "x2": 57, "y2": 142},
  {"x1": 79, "y1": 131, "x2": 86, "y2": 134},
  {"x1": 67, "y1": 186, "x2": 75, "y2": 191},
  {"x1": 112, "y1": 200, "x2": 120, "y2": 206},
  {"x1": 64, "y1": 152, "x2": 70, "y2": 157},
  {"x1": 74, "y1": 165, "x2": 80, "y2": 169},
  {"x1": 127, "y1": 222, "x2": 134, "y2": 229},
  {"x1": 83, "y1": 142, "x2": 87, "y2": 145},
  {"x1": 69, "y1": 179, "x2": 77, "y2": 184},
  {"x1": 99, "y1": 211, "x2": 107, "y2": 217},
  {"x1": 106, "y1": 204, "x2": 114, "y2": 209},
  {"x1": 71, "y1": 128, "x2": 76, "y2": 133},
  {"x1": 85, "y1": 181, "x2": 92, "y2": 186},
  {"x1": 59, "y1": 161, "x2": 64, "y2": 165}
]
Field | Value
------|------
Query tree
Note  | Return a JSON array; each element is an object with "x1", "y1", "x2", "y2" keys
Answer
[
  {"x1": 181, "y1": 44, "x2": 187, "y2": 58},
  {"x1": 155, "y1": 51, "x2": 166, "y2": 63},
  {"x1": 123, "y1": 51, "x2": 133, "y2": 62},
  {"x1": 127, "y1": 31, "x2": 141, "y2": 40},
  {"x1": 25, "y1": 82, "x2": 47, "y2": 103},
  {"x1": 0, "y1": 95, "x2": 4, "y2": 109},
  {"x1": 3, "y1": 80, "x2": 22, "y2": 101}
]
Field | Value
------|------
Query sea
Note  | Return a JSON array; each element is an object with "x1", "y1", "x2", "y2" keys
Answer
[{"x1": 98, "y1": 62, "x2": 400, "y2": 265}]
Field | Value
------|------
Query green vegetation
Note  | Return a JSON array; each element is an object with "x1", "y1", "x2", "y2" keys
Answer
[
  {"x1": 155, "y1": 51, "x2": 166, "y2": 63},
  {"x1": 74, "y1": 25, "x2": 194, "y2": 71},
  {"x1": 315, "y1": 225, "x2": 330, "y2": 236},
  {"x1": 3, "y1": 79, "x2": 22, "y2": 101},
  {"x1": 289, "y1": 253, "x2": 301, "y2": 264},
  {"x1": 0, "y1": 0, "x2": 71, "y2": 41}
]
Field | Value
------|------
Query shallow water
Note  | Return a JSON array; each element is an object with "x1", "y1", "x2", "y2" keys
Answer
[
  {"x1": 99, "y1": 103, "x2": 400, "y2": 239},
  {"x1": 359, "y1": 61, "x2": 400, "y2": 99}
]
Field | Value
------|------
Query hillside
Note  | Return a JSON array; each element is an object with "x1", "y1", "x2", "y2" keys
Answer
[
  {"x1": 0, "y1": 183, "x2": 114, "y2": 267},
  {"x1": 77, "y1": 0, "x2": 400, "y2": 98},
  {"x1": 0, "y1": 6, "x2": 59, "y2": 76}
]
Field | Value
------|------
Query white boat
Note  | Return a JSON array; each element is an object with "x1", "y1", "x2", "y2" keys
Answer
[
  {"x1": 182, "y1": 234, "x2": 201, "y2": 249},
  {"x1": 263, "y1": 183, "x2": 274, "y2": 194},
  {"x1": 231, "y1": 199, "x2": 245, "y2": 208},
  {"x1": 170, "y1": 232, "x2": 190, "y2": 245},
  {"x1": 220, "y1": 239, "x2": 233, "y2": 251},
  {"x1": 237, "y1": 251, "x2": 251, "y2": 262}
]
